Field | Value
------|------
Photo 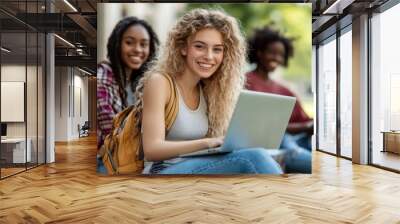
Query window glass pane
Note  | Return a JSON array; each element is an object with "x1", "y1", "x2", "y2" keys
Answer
[
  {"x1": 38, "y1": 32, "x2": 45, "y2": 165},
  {"x1": 339, "y1": 29, "x2": 352, "y2": 158},
  {"x1": 317, "y1": 36, "x2": 337, "y2": 154},
  {"x1": 0, "y1": 0, "x2": 46, "y2": 178},
  {"x1": 1, "y1": 30, "x2": 27, "y2": 177},
  {"x1": 312, "y1": 45, "x2": 316, "y2": 150},
  {"x1": 371, "y1": 3, "x2": 400, "y2": 171},
  {"x1": 27, "y1": 31, "x2": 38, "y2": 169}
]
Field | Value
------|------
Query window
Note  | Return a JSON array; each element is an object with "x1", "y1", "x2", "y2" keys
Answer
[
  {"x1": 0, "y1": 1, "x2": 46, "y2": 179},
  {"x1": 317, "y1": 36, "x2": 337, "y2": 154},
  {"x1": 339, "y1": 27, "x2": 352, "y2": 158},
  {"x1": 371, "y1": 2, "x2": 400, "y2": 171}
]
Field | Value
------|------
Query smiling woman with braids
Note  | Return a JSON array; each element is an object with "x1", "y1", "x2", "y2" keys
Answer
[
  {"x1": 97, "y1": 17, "x2": 159, "y2": 172},
  {"x1": 132, "y1": 9, "x2": 283, "y2": 174}
]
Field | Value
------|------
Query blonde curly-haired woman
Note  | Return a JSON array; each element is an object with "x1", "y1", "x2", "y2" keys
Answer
[{"x1": 138, "y1": 9, "x2": 283, "y2": 174}]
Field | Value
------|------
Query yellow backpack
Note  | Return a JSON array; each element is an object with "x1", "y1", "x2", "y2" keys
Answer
[{"x1": 100, "y1": 74, "x2": 178, "y2": 175}]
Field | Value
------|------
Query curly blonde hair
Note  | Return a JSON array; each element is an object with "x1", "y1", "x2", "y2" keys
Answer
[{"x1": 134, "y1": 8, "x2": 246, "y2": 137}]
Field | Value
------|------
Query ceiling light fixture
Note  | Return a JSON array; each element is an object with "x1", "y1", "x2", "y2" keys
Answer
[
  {"x1": 0, "y1": 47, "x2": 11, "y2": 53},
  {"x1": 1, "y1": 47, "x2": 11, "y2": 53},
  {"x1": 322, "y1": 0, "x2": 354, "y2": 15},
  {"x1": 54, "y1": 34, "x2": 75, "y2": 48},
  {"x1": 78, "y1": 67, "x2": 92, "y2": 76},
  {"x1": 63, "y1": 0, "x2": 78, "y2": 12}
]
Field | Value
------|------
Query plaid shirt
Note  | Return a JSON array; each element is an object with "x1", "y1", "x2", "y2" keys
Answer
[{"x1": 97, "y1": 63, "x2": 124, "y2": 149}]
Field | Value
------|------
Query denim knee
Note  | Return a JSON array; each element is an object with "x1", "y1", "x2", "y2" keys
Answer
[
  {"x1": 233, "y1": 148, "x2": 283, "y2": 174},
  {"x1": 283, "y1": 148, "x2": 312, "y2": 173},
  {"x1": 234, "y1": 148, "x2": 270, "y2": 162}
]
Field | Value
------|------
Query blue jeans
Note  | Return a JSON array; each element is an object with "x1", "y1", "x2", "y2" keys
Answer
[
  {"x1": 97, "y1": 156, "x2": 107, "y2": 174},
  {"x1": 291, "y1": 132, "x2": 312, "y2": 151},
  {"x1": 156, "y1": 147, "x2": 283, "y2": 175},
  {"x1": 280, "y1": 133, "x2": 312, "y2": 173}
]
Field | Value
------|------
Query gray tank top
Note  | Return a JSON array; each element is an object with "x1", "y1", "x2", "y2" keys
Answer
[
  {"x1": 142, "y1": 84, "x2": 209, "y2": 174},
  {"x1": 166, "y1": 85, "x2": 208, "y2": 140}
]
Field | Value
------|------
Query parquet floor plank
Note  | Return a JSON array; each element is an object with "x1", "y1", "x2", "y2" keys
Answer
[{"x1": 1, "y1": 135, "x2": 400, "y2": 223}]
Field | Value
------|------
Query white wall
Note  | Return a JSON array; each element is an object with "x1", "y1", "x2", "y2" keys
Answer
[
  {"x1": 54, "y1": 66, "x2": 69, "y2": 141},
  {"x1": 54, "y1": 67, "x2": 89, "y2": 141},
  {"x1": 1, "y1": 65, "x2": 37, "y2": 137}
]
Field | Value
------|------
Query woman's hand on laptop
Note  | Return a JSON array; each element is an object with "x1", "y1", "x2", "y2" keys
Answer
[{"x1": 205, "y1": 136, "x2": 224, "y2": 148}]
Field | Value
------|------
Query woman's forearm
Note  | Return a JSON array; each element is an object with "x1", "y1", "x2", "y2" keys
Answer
[{"x1": 144, "y1": 138, "x2": 211, "y2": 161}]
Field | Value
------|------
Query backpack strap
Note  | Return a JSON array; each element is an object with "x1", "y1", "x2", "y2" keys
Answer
[
  {"x1": 114, "y1": 105, "x2": 135, "y2": 130},
  {"x1": 163, "y1": 74, "x2": 179, "y2": 131}
]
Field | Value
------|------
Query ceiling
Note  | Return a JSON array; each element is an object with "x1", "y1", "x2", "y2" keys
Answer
[
  {"x1": 0, "y1": 0, "x2": 394, "y2": 74},
  {"x1": 311, "y1": 0, "x2": 390, "y2": 43},
  {"x1": 0, "y1": 0, "x2": 97, "y2": 74}
]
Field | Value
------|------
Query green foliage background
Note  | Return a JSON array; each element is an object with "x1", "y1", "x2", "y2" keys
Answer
[{"x1": 184, "y1": 3, "x2": 311, "y2": 81}]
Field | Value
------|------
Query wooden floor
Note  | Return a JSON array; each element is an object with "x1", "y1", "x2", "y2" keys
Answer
[
  {"x1": 1, "y1": 163, "x2": 45, "y2": 178},
  {"x1": 1, "y1": 167, "x2": 26, "y2": 178},
  {"x1": 1, "y1": 136, "x2": 400, "y2": 223}
]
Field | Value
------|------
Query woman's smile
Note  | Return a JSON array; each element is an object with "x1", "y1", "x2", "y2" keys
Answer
[
  {"x1": 197, "y1": 62, "x2": 214, "y2": 69},
  {"x1": 128, "y1": 55, "x2": 145, "y2": 64}
]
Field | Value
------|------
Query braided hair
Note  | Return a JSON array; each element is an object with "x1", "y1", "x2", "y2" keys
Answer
[{"x1": 106, "y1": 16, "x2": 159, "y2": 107}]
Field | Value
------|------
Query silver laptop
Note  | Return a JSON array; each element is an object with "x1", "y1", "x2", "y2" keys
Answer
[{"x1": 180, "y1": 90, "x2": 295, "y2": 157}]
